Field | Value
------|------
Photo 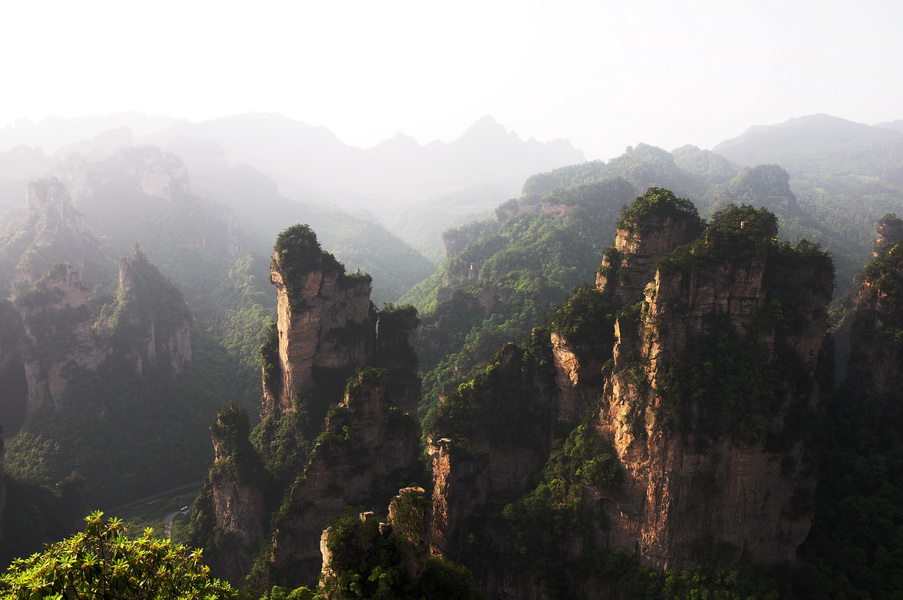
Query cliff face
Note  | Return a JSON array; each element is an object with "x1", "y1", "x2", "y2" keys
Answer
[
  {"x1": 0, "y1": 178, "x2": 107, "y2": 292},
  {"x1": 427, "y1": 341, "x2": 556, "y2": 561},
  {"x1": 203, "y1": 405, "x2": 269, "y2": 579},
  {"x1": 551, "y1": 189, "x2": 704, "y2": 424},
  {"x1": 550, "y1": 330, "x2": 603, "y2": 424},
  {"x1": 13, "y1": 249, "x2": 192, "y2": 416},
  {"x1": 595, "y1": 188, "x2": 704, "y2": 302},
  {"x1": 373, "y1": 305, "x2": 421, "y2": 415},
  {"x1": 0, "y1": 300, "x2": 27, "y2": 431},
  {"x1": 873, "y1": 214, "x2": 903, "y2": 258},
  {"x1": 0, "y1": 177, "x2": 193, "y2": 420},
  {"x1": 597, "y1": 206, "x2": 833, "y2": 568},
  {"x1": 263, "y1": 227, "x2": 376, "y2": 417}
]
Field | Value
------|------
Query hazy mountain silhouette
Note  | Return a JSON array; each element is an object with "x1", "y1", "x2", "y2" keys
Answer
[{"x1": 714, "y1": 114, "x2": 903, "y2": 182}]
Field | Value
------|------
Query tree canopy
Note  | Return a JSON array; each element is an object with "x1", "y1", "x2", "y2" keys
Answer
[{"x1": 0, "y1": 511, "x2": 234, "y2": 599}]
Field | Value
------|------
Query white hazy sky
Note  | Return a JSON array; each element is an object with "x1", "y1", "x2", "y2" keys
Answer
[{"x1": 2, "y1": 0, "x2": 901, "y2": 160}]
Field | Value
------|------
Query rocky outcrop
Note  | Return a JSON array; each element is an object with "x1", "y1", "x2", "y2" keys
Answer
[
  {"x1": 0, "y1": 300, "x2": 27, "y2": 431},
  {"x1": 427, "y1": 341, "x2": 556, "y2": 561},
  {"x1": 847, "y1": 217, "x2": 903, "y2": 393},
  {"x1": 552, "y1": 189, "x2": 702, "y2": 425},
  {"x1": 0, "y1": 179, "x2": 106, "y2": 293},
  {"x1": 107, "y1": 248, "x2": 192, "y2": 376},
  {"x1": 267, "y1": 369, "x2": 420, "y2": 585},
  {"x1": 596, "y1": 205, "x2": 833, "y2": 568},
  {"x1": 317, "y1": 487, "x2": 475, "y2": 600},
  {"x1": 16, "y1": 263, "x2": 106, "y2": 412},
  {"x1": 374, "y1": 304, "x2": 421, "y2": 415},
  {"x1": 595, "y1": 188, "x2": 704, "y2": 302},
  {"x1": 550, "y1": 331, "x2": 600, "y2": 423},
  {"x1": 428, "y1": 437, "x2": 489, "y2": 559},
  {"x1": 66, "y1": 146, "x2": 190, "y2": 203},
  {"x1": 425, "y1": 193, "x2": 834, "y2": 598},
  {"x1": 262, "y1": 225, "x2": 375, "y2": 416},
  {"x1": 198, "y1": 225, "x2": 422, "y2": 588},
  {"x1": 25, "y1": 179, "x2": 87, "y2": 239},
  {"x1": 873, "y1": 213, "x2": 903, "y2": 258},
  {"x1": 8, "y1": 242, "x2": 191, "y2": 417},
  {"x1": 204, "y1": 404, "x2": 269, "y2": 578}
]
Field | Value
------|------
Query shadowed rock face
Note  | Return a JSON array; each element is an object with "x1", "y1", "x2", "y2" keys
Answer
[
  {"x1": 847, "y1": 217, "x2": 903, "y2": 394},
  {"x1": 13, "y1": 250, "x2": 191, "y2": 416},
  {"x1": 267, "y1": 371, "x2": 420, "y2": 585}
]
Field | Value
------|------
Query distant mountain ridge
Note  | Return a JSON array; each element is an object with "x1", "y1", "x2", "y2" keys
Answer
[
  {"x1": 0, "y1": 112, "x2": 585, "y2": 261},
  {"x1": 714, "y1": 114, "x2": 903, "y2": 181}
]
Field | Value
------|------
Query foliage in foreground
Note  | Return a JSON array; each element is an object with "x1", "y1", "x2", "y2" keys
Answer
[{"x1": 0, "y1": 511, "x2": 234, "y2": 599}]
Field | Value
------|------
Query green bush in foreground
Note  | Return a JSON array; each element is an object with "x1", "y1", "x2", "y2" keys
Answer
[{"x1": 0, "y1": 511, "x2": 234, "y2": 599}]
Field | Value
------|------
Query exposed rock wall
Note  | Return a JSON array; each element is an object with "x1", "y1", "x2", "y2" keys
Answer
[
  {"x1": 110, "y1": 249, "x2": 192, "y2": 376},
  {"x1": 595, "y1": 208, "x2": 703, "y2": 301},
  {"x1": 264, "y1": 247, "x2": 375, "y2": 415},
  {"x1": 427, "y1": 195, "x2": 835, "y2": 598},
  {"x1": 555, "y1": 189, "x2": 702, "y2": 425},
  {"x1": 0, "y1": 178, "x2": 106, "y2": 292},
  {"x1": 597, "y1": 210, "x2": 833, "y2": 568},
  {"x1": 199, "y1": 225, "x2": 422, "y2": 588},
  {"x1": 550, "y1": 331, "x2": 602, "y2": 424},
  {"x1": 873, "y1": 214, "x2": 903, "y2": 258},
  {"x1": 0, "y1": 300, "x2": 27, "y2": 430},
  {"x1": 204, "y1": 405, "x2": 269, "y2": 579},
  {"x1": 374, "y1": 305, "x2": 421, "y2": 415}
]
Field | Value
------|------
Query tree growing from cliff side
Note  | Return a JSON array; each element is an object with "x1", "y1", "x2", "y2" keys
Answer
[{"x1": 0, "y1": 511, "x2": 234, "y2": 599}]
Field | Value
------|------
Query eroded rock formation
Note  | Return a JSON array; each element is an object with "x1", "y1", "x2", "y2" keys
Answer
[
  {"x1": 424, "y1": 191, "x2": 835, "y2": 598},
  {"x1": 597, "y1": 206, "x2": 833, "y2": 567},
  {"x1": 267, "y1": 369, "x2": 420, "y2": 584},
  {"x1": 196, "y1": 225, "x2": 422, "y2": 587},
  {"x1": 262, "y1": 226, "x2": 375, "y2": 418}
]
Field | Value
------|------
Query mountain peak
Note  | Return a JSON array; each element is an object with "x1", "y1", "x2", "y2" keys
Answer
[{"x1": 457, "y1": 115, "x2": 513, "y2": 141}]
